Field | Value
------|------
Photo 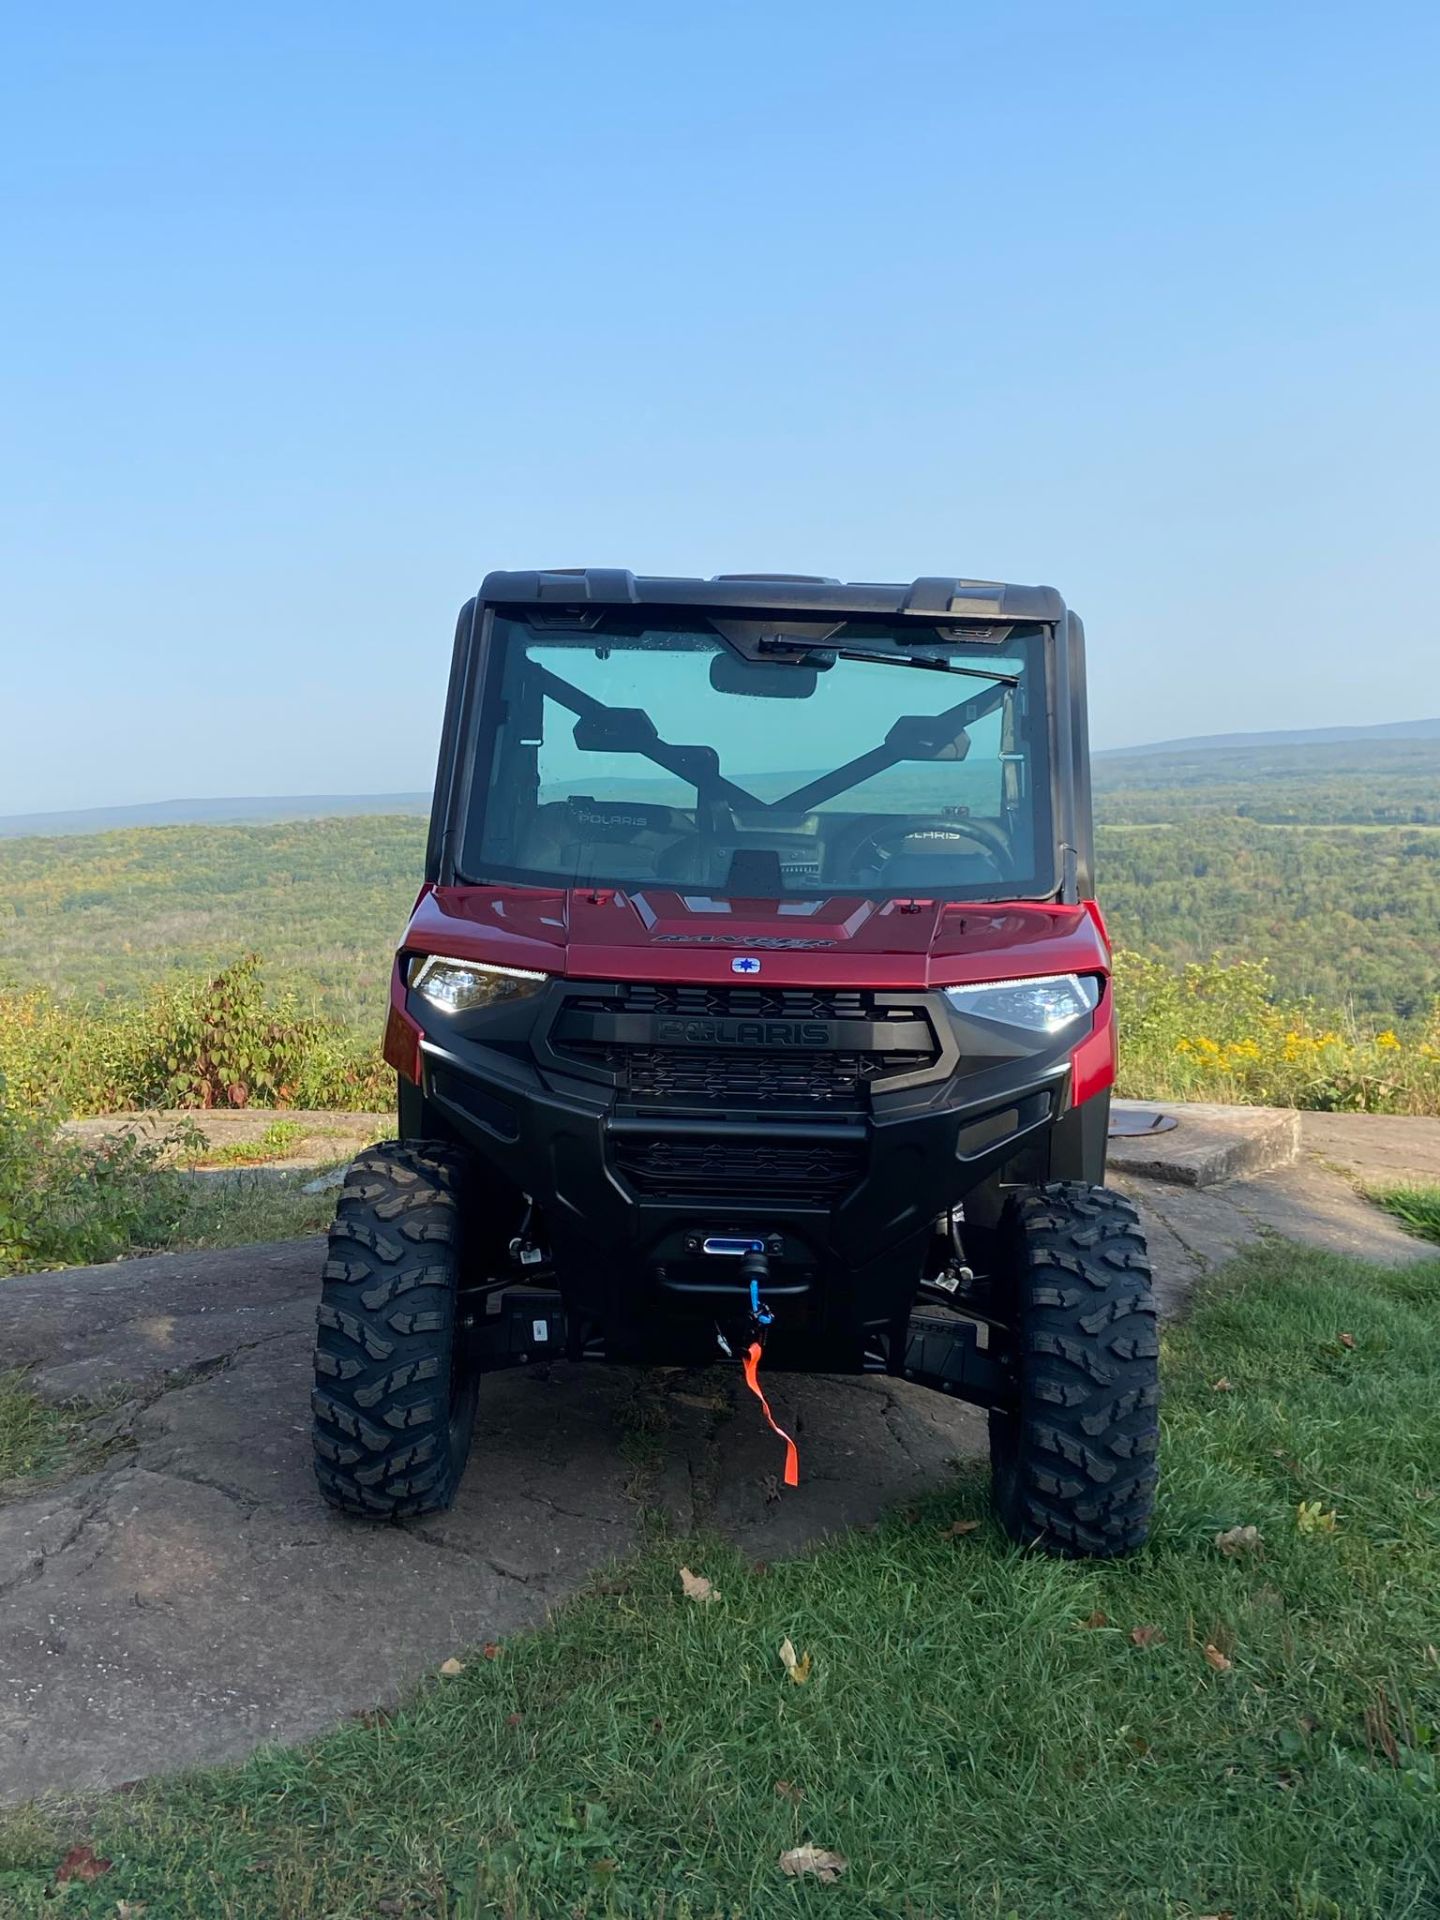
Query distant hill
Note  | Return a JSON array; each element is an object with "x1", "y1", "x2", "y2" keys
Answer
[
  {"x1": 4, "y1": 715, "x2": 1438, "y2": 836},
  {"x1": 1099, "y1": 717, "x2": 1440, "y2": 757},
  {"x1": 0, "y1": 793, "x2": 430, "y2": 838}
]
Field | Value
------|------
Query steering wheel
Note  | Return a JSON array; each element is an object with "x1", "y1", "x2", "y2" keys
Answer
[{"x1": 839, "y1": 814, "x2": 1009, "y2": 878}]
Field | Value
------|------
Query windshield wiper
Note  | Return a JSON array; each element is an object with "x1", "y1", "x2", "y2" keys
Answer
[
  {"x1": 835, "y1": 648, "x2": 1018, "y2": 686},
  {"x1": 756, "y1": 636, "x2": 1017, "y2": 687}
]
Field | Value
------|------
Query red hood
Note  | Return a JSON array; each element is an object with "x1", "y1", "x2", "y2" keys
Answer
[{"x1": 405, "y1": 885, "x2": 1109, "y2": 989}]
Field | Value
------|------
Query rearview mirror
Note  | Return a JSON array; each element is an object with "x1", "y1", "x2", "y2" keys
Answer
[
  {"x1": 709, "y1": 652, "x2": 820, "y2": 699},
  {"x1": 572, "y1": 707, "x2": 660, "y2": 752},
  {"x1": 884, "y1": 715, "x2": 972, "y2": 761}
]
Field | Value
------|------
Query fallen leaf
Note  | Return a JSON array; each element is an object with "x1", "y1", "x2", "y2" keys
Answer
[
  {"x1": 650, "y1": 1716, "x2": 664, "y2": 1735},
  {"x1": 774, "y1": 1778, "x2": 806, "y2": 1803},
  {"x1": 482, "y1": 1642, "x2": 501, "y2": 1660},
  {"x1": 55, "y1": 1846, "x2": 112, "y2": 1884},
  {"x1": 505, "y1": 1712, "x2": 523, "y2": 1728},
  {"x1": 779, "y1": 1637, "x2": 813, "y2": 1684},
  {"x1": 1209, "y1": 1377, "x2": 1234, "y2": 1393},
  {"x1": 670, "y1": 1389, "x2": 727, "y2": 1411},
  {"x1": 1077, "y1": 1610, "x2": 1110, "y2": 1629},
  {"x1": 938, "y1": 1519, "x2": 980, "y2": 1538},
  {"x1": 1196, "y1": 1912, "x2": 1235, "y2": 1919},
  {"x1": 1204, "y1": 1643, "x2": 1233, "y2": 1673},
  {"x1": 779, "y1": 1844, "x2": 847, "y2": 1883},
  {"x1": 438, "y1": 1657, "x2": 466, "y2": 1676},
  {"x1": 116, "y1": 1904, "x2": 149, "y2": 1919},
  {"x1": 1339, "y1": 1331, "x2": 1356, "y2": 1350},
  {"x1": 1296, "y1": 1500, "x2": 1340, "y2": 1536},
  {"x1": 1129, "y1": 1625, "x2": 1166, "y2": 1648},
  {"x1": 1214, "y1": 1524, "x2": 1263, "y2": 1557},
  {"x1": 590, "y1": 1859, "x2": 619, "y2": 1877},
  {"x1": 679, "y1": 1565, "x2": 717, "y2": 1603}
]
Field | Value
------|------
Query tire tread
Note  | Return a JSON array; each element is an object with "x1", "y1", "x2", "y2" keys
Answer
[
  {"x1": 990, "y1": 1181, "x2": 1159, "y2": 1558},
  {"x1": 310, "y1": 1139, "x2": 475, "y2": 1519}
]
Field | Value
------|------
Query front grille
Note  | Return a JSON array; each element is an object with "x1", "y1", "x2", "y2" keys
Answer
[
  {"x1": 596, "y1": 1046, "x2": 882, "y2": 1107},
  {"x1": 612, "y1": 1134, "x2": 864, "y2": 1204},
  {"x1": 552, "y1": 982, "x2": 939, "y2": 1111},
  {"x1": 589, "y1": 982, "x2": 873, "y2": 1022}
]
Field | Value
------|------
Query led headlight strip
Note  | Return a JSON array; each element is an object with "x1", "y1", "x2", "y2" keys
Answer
[
  {"x1": 410, "y1": 954, "x2": 549, "y2": 1013},
  {"x1": 942, "y1": 972, "x2": 1101, "y2": 1033}
]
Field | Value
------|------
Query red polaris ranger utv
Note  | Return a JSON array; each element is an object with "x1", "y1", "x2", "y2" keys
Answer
[{"x1": 313, "y1": 571, "x2": 1158, "y2": 1556}]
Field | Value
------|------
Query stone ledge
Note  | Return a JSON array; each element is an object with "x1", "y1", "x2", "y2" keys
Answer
[{"x1": 1107, "y1": 1098, "x2": 1301, "y2": 1188}]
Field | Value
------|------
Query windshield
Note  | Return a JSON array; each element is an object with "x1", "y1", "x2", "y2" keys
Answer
[{"x1": 459, "y1": 615, "x2": 1055, "y2": 898}]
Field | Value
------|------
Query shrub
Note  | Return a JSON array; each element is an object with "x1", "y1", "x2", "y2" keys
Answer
[
  {"x1": 1114, "y1": 950, "x2": 1440, "y2": 1114},
  {"x1": 0, "y1": 1082, "x2": 191, "y2": 1276},
  {"x1": 0, "y1": 958, "x2": 391, "y2": 1117}
]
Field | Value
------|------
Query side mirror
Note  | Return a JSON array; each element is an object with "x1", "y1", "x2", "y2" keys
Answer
[{"x1": 709, "y1": 652, "x2": 820, "y2": 699}]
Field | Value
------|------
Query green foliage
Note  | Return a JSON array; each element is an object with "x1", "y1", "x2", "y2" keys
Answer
[
  {"x1": 2, "y1": 1242, "x2": 1439, "y2": 1916},
  {"x1": 0, "y1": 814, "x2": 425, "y2": 1021},
  {"x1": 1113, "y1": 951, "x2": 1440, "y2": 1114},
  {"x1": 147, "y1": 956, "x2": 316, "y2": 1107},
  {"x1": 0, "y1": 1373, "x2": 78, "y2": 1483},
  {"x1": 0, "y1": 1084, "x2": 191, "y2": 1275},
  {"x1": 1097, "y1": 818, "x2": 1440, "y2": 1020},
  {"x1": 178, "y1": 1118, "x2": 306, "y2": 1168},
  {"x1": 2, "y1": 758, "x2": 1439, "y2": 1117},
  {"x1": 0, "y1": 959, "x2": 391, "y2": 1117},
  {"x1": 163, "y1": 1168, "x2": 343, "y2": 1251},
  {"x1": 1372, "y1": 1185, "x2": 1440, "y2": 1246},
  {"x1": 1094, "y1": 735, "x2": 1440, "y2": 824}
]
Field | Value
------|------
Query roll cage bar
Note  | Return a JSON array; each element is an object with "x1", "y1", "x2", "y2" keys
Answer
[{"x1": 530, "y1": 657, "x2": 1010, "y2": 819}]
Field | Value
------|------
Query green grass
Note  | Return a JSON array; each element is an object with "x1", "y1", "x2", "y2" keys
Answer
[
  {"x1": 1373, "y1": 1184, "x2": 1440, "y2": 1246},
  {"x1": 173, "y1": 1117, "x2": 307, "y2": 1169},
  {"x1": 164, "y1": 1168, "x2": 338, "y2": 1249},
  {"x1": 3, "y1": 1243, "x2": 1439, "y2": 1918},
  {"x1": 0, "y1": 1372, "x2": 80, "y2": 1486}
]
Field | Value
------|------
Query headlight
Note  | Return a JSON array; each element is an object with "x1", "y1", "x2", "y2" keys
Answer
[
  {"x1": 410, "y1": 954, "x2": 549, "y2": 1012},
  {"x1": 943, "y1": 973, "x2": 1101, "y2": 1033}
]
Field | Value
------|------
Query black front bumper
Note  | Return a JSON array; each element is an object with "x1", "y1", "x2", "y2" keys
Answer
[{"x1": 409, "y1": 976, "x2": 1104, "y2": 1366}]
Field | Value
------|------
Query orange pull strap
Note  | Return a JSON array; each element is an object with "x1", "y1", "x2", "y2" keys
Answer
[{"x1": 742, "y1": 1341, "x2": 799, "y2": 1487}]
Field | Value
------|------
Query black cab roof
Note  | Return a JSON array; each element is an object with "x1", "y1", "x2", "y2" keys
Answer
[{"x1": 478, "y1": 568, "x2": 1066, "y2": 625}]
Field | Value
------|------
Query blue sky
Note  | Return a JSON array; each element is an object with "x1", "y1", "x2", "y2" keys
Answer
[{"x1": 2, "y1": 1, "x2": 1436, "y2": 814}]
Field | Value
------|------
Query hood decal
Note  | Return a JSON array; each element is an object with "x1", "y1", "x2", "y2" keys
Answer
[{"x1": 653, "y1": 933, "x2": 836, "y2": 949}]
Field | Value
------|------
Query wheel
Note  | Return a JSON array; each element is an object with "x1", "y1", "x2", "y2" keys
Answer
[
  {"x1": 988, "y1": 1181, "x2": 1159, "y2": 1557},
  {"x1": 311, "y1": 1139, "x2": 478, "y2": 1518}
]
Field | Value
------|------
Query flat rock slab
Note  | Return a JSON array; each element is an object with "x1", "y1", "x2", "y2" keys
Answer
[
  {"x1": 1299, "y1": 1111, "x2": 1440, "y2": 1189},
  {"x1": 1, "y1": 1153, "x2": 1427, "y2": 1804},
  {"x1": 1108, "y1": 1098, "x2": 1300, "y2": 1187},
  {"x1": 61, "y1": 1110, "x2": 390, "y2": 1175},
  {"x1": 0, "y1": 1242, "x2": 985, "y2": 1802}
]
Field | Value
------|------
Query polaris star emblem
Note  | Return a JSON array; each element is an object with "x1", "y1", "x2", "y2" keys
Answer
[{"x1": 731, "y1": 956, "x2": 762, "y2": 975}]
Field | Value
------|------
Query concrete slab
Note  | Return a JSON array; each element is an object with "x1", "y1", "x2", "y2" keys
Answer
[
  {"x1": 61, "y1": 1110, "x2": 390, "y2": 1175},
  {"x1": 1108, "y1": 1098, "x2": 1300, "y2": 1188},
  {"x1": 1298, "y1": 1111, "x2": 1440, "y2": 1190}
]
